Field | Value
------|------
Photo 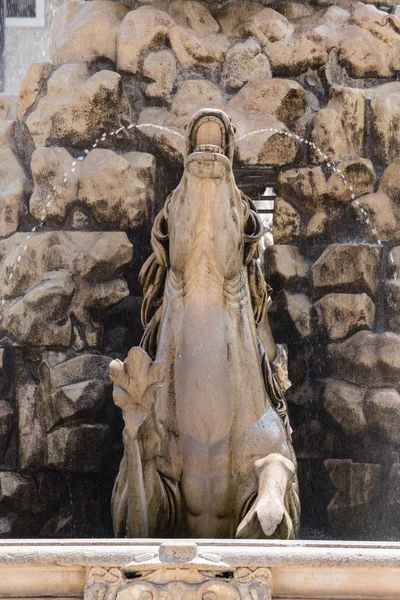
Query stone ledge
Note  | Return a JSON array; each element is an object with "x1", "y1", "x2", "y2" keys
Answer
[{"x1": 0, "y1": 541, "x2": 398, "y2": 599}]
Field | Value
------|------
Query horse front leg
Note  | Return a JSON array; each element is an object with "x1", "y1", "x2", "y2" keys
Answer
[{"x1": 235, "y1": 453, "x2": 298, "y2": 539}]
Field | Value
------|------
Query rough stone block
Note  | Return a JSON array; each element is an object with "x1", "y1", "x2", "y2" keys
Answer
[
  {"x1": 0, "y1": 148, "x2": 30, "y2": 237},
  {"x1": 367, "y1": 83, "x2": 400, "y2": 165},
  {"x1": 229, "y1": 77, "x2": 307, "y2": 125},
  {"x1": 271, "y1": 290, "x2": 311, "y2": 340},
  {"x1": 325, "y1": 459, "x2": 381, "y2": 538},
  {"x1": 0, "y1": 232, "x2": 132, "y2": 347},
  {"x1": 327, "y1": 158, "x2": 376, "y2": 203},
  {"x1": 51, "y1": 0, "x2": 129, "y2": 66},
  {"x1": 220, "y1": 39, "x2": 271, "y2": 90},
  {"x1": 117, "y1": 7, "x2": 174, "y2": 75},
  {"x1": 314, "y1": 293, "x2": 375, "y2": 340},
  {"x1": 17, "y1": 62, "x2": 53, "y2": 122},
  {"x1": 272, "y1": 197, "x2": 302, "y2": 243},
  {"x1": 364, "y1": 388, "x2": 400, "y2": 444},
  {"x1": 328, "y1": 330, "x2": 400, "y2": 388},
  {"x1": 26, "y1": 65, "x2": 131, "y2": 148},
  {"x1": 264, "y1": 245, "x2": 308, "y2": 289},
  {"x1": 168, "y1": 1, "x2": 219, "y2": 36},
  {"x1": 143, "y1": 50, "x2": 177, "y2": 99},
  {"x1": 323, "y1": 379, "x2": 366, "y2": 436},
  {"x1": 312, "y1": 244, "x2": 380, "y2": 297},
  {"x1": 312, "y1": 85, "x2": 365, "y2": 162},
  {"x1": 47, "y1": 424, "x2": 109, "y2": 472},
  {"x1": 278, "y1": 166, "x2": 326, "y2": 212},
  {"x1": 38, "y1": 353, "x2": 112, "y2": 432}
]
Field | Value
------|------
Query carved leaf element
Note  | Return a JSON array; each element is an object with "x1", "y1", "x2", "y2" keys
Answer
[{"x1": 109, "y1": 347, "x2": 165, "y2": 436}]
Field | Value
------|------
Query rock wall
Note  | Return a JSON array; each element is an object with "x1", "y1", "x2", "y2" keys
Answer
[{"x1": 0, "y1": 0, "x2": 400, "y2": 538}]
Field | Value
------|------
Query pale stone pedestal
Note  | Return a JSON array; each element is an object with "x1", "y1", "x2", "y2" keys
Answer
[{"x1": 0, "y1": 540, "x2": 399, "y2": 599}]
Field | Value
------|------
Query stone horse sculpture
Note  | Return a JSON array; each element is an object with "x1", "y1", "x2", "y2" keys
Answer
[{"x1": 110, "y1": 109, "x2": 300, "y2": 539}]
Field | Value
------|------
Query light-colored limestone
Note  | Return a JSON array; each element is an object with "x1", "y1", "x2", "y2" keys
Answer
[
  {"x1": 327, "y1": 158, "x2": 376, "y2": 202},
  {"x1": 77, "y1": 150, "x2": 155, "y2": 229},
  {"x1": 51, "y1": 0, "x2": 129, "y2": 66},
  {"x1": 272, "y1": 197, "x2": 302, "y2": 243},
  {"x1": 312, "y1": 244, "x2": 380, "y2": 297},
  {"x1": 117, "y1": 7, "x2": 174, "y2": 75},
  {"x1": 17, "y1": 62, "x2": 53, "y2": 122},
  {"x1": 167, "y1": 1, "x2": 219, "y2": 36},
  {"x1": 0, "y1": 232, "x2": 132, "y2": 347},
  {"x1": 315, "y1": 293, "x2": 375, "y2": 340},
  {"x1": 312, "y1": 85, "x2": 365, "y2": 162},
  {"x1": 323, "y1": 379, "x2": 366, "y2": 436},
  {"x1": 220, "y1": 39, "x2": 271, "y2": 90},
  {"x1": 328, "y1": 330, "x2": 400, "y2": 387},
  {"x1": 264, "y1": 245, "x2": 308, "y2": 288},
  {"x1": 229, "y1": 77, "x2": 307, "y2": 125},
  {"x1": 26, "y1": 65, "x2": 131, "y2": 147},
  {"x1": 0, "y1": 148, "x2": 30, "y2": 237},
  {"x1": 143, "y1": 50, "x2": 177, "y2": 98},
  {"x1": 30, "y1": 148, "x2": 155, "y2": 229},
  {"x1": 366, "y1": 83, "x2": 400, "y2": 164},
  {"x1": 278, "y1": 166, "x2": 326, "y2": 212}
]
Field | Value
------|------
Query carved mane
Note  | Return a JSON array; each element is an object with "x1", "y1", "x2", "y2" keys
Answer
[{"x1": 139, "y1": 192, "x2": 268, "y2": 359}]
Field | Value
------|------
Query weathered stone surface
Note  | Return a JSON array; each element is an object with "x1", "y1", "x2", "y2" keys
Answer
[
  {"x1": 325, "y1": 459, "x2": 381, "y2": 538},
  {"x1": 78, "y1": 150, "x2": 155, "y2": 229},
  {"x1": 264, "y1": 245, "x2": 308, "y2": 289},
  {"x1": 352, "y1": 191, "x2": 399, "y2": 242},
  {"x1": 30, "y1": 147, "x2": 78, "y2": 224},
  {"x1": 328, "y1": 331, "x2": 400, "y2": 388},
  {"x1": 220, "y1": 39, "x2": 271, "y2": 90},
  {"x1": 366, "y1": 83, "x2": 400, "y2": 165},
  {"x1": 272, "y1": 197, "x2": 302, "y2": 243},
  {"x1": 30, "y1": 148, "x2": 155, "y2": 229},
  {"x1": 117, "y1": 7, "x2": 174, "y2": 74},
  {"x1": 323, "y1": 379, "x2": 366, "y2": 436},
  {"x1": 0, "y1": 401, "x2": 14, "y2": 463},
  {"x1": 0, "y1": 148, "x2": 30, "y2": 237},
  {"x1": 17, "y1": 62, "x2": 53, "y2": 122},
  {"x1": 229, "y1": 77, "x2": 307, "y2": 125},
  {"x1": 379, "y1": 158, "x2": 400, "y2": 199},
  {"x1": 0, "y1": 232, "x2": 132, "y2": 346},
  {"x1": 327, "y1": 159, "x2": 376, "y2": 203},
  {"x1": 385, "y1": 279, "x2": 400, "y2": 333},
  {"x1": 278, "y1": 2, "x2": 315, "y2": 19},
  {"x1": 47, "y1": 424, "x2": 108, "y2": 472},
  {"x1": 271, "y1": 290, "x2": 311, "y2": 340},
  {"x1": 51, "y1": 0, "x2": 128, "y2": 66},
  {"x1": 240, "y1": 7, "x2": 294, "y2": 43},
  {"x1": 312, "y1": 85, "x2": 365, "y2": 162},
  {"x1": 5, "y1": 272, "x2": 75, "y2": 347},
  {"x1": 278, "y1": 166, "x2": 326, "y2": 212},
  {"x1": 364, "y1": 388, "x2": 400, "y2": 445},
  {"x1": 143, "y1": 50, "x2": 177, "y2": 98},
  {"x1": 305, "y1": 209, "x2": 329, "y2": 238},
  {"x1": 0, "y1": 94, "x2": 17, "y2": 120},
  {"x1": 314, "y1": 293, "x2": 375, "y2": 340},
  {"x1": 0, "y1": 472, "x2": 35, "y2": 512},
  {"x1": 337, "y1": 5, "x2": 400, "y2": 78},
  {"x1": 38, "y1": 353, "x2": 112, "y2": 432},
  {"x1": 168, "y1": 1, "x2": 219, "y2": 36},
  {"x1": 26, "y1": 65, "x2": 131, "y2": 148},
  {"x1": 0, "y1": 120, "x2": 17, "y2": 149},
  {"x1": 286, "y1": 380, "x2": 322, "y2": 406},
  {"x1": 312, "y1": 244, "x2": 380, "y2": 297}
]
